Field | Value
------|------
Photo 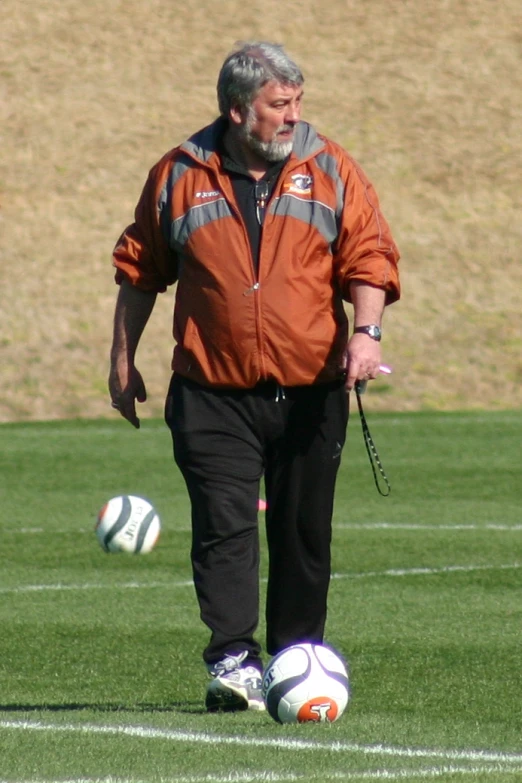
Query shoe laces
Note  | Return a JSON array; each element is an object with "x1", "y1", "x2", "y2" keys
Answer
[{"x1": 208, "y1": 650, "x2": 249, "y2": 677}]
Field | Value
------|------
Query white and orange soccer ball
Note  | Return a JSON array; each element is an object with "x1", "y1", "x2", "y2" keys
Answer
[
  {"x1": 262, "y1": 642, "x2": 350, "y2": 724},
  {"x1": 95, "y1": 495, "x2": 161, "y2": 554}
]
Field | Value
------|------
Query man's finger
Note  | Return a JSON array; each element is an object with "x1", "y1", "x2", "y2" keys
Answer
[
  {"x1": 121, "y1": 398, "x2": 140, "y2": 429},
  {"x1": 110, "y1": 397, "x2": 140, "y2": 429},
  {"x1": 136, "y1": 377, "x2": 147, "y2": 404},
  {"x1": 345, "y1": 356, "x2": 363, "y2": 390}
]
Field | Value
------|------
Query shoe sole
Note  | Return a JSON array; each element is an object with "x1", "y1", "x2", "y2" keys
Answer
[{"x1": 206, "y1": 680, "x2": 266, "y2": 713}]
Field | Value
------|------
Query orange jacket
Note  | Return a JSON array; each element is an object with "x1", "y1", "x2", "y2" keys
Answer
[{"x1": 113, "y1": 119, "x2": 400, "y2": 388}]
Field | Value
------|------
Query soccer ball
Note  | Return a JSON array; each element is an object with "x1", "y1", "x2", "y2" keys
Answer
[
  {"x1": 262, "y1": 643, "x2": 350, "y2": 724},
  {"x1": 95, "y1": 495, "x2": 161, "y2": 554}
]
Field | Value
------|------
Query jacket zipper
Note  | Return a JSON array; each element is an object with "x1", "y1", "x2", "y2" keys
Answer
[{"x1": 223, "y1": 190, "x2": 266, "y2": 379}]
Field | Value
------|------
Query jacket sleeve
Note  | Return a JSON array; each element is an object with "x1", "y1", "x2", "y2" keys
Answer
[
  {"x1": 334, "y1": 151, "x2": 400, "y2": 306},
  {"x1": 112, "y1": 157, "x2": 179, "y2": 292}
]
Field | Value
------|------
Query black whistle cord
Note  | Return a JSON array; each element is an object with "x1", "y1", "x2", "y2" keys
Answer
[{"x1": 355, "y1": 383, "x2": 391, "y2": 497}]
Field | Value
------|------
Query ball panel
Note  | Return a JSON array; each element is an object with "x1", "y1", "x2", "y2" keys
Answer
[
  {"x1": 102, "y1": 495, "x2": 133, "y2": 551},
  {"x1": 135, "y1": 508, "x2": 161, "y2": 553},
  {"x1": 96, "y1": 502, "x2": 109, "y2": 525},
  {"x1": 262, "y1": 645, "x2": 313, "y2": 723},
  {"x1": 312, "y1": 643, "x2": 350, "y2": 691},
  {"x1": 95, "y1": 503, "x2": 110, "y2": 551},
  {"x1": 264, "y1": 658, "x2": 312, "y2": 723},
  {"x1": 297, "y1": 696, "x2": 339, "y2": 723}
]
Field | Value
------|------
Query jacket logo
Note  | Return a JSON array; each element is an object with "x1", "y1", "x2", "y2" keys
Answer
[
  {"x1": 195, "y1": 190, "x2": 221, "y2": 199},
  {"x1": 283, "y1": 174, "x2": 313, "y2": 196}
]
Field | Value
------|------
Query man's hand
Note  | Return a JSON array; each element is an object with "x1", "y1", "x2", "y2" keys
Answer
[
  {"x1": 107, "y1": 279, "x2": 157, "y2": 428},
  {"x1": 109, "y1": 359, "x2": 147, "y2": 429},
  {"x1": 344, "y1": 333, "x2": 382, "y2": 392}
]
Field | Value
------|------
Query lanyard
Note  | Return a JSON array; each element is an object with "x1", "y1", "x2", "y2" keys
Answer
[{"x1": 355, "y1": 382, "x2": 391, "y2": 496}]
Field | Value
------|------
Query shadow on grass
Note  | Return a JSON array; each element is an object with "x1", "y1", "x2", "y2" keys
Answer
[{"x1": 0, "y1": 701, "x2": 206, "y2": 715}]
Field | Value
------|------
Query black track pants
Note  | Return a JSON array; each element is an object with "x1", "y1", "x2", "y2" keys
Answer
[{"x1": 165, "y1": 374, "x2": 349, "y2": 667}]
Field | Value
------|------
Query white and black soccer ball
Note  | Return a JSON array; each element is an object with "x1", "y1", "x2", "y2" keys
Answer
[
  {"x1": 95, "y1": 495, "x2": 161, "y2": 554},
  {"x1": 262, "y1": 643, "x2": 350, "y2": 724}
]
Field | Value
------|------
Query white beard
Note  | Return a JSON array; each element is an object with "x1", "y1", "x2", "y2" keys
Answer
[{"x1": 239, "y1": 107, "x2": 294, "y2": 162}]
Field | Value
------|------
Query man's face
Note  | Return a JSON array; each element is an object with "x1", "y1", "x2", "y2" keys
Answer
[{"x1": 237, "y1": 81, "x2": 303, "y2": 162}]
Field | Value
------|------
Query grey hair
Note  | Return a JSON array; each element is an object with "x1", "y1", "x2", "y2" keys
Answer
[{"x1": 217, "y1": 41, "x2": 304, "y2": 116}]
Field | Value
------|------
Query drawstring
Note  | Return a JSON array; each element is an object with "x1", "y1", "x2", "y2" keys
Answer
[{"x1": 275, "y1": 384, "x2": 286, "y2": 403}]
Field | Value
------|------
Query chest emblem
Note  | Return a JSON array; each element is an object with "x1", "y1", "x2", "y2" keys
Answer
[{"x1": 283, "y1": 174, "x2": 313, "y2": 196}]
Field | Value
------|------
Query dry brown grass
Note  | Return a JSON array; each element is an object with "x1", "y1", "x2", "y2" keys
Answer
[{"x1": 1, "y1": 0, "x2": 521, "y2": 421}]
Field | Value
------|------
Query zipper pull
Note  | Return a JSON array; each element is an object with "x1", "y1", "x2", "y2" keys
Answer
[
  {"x1": 243, "y1": 282, "x2": 260, "y2": 296},
  {"x1": 255, "y1": 181, "x2": 269, "y2": 226}
]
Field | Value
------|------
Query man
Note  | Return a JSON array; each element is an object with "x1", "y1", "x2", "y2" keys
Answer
[{"x1": 109, "y1": 41, "x2": 400, "y2": 712}]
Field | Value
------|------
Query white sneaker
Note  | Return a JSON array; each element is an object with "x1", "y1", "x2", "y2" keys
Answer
[{"x1": 206, "y1": 652, "x2": 265, "y2": 712}]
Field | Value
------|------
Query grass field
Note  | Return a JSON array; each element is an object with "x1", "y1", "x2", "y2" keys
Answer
[{"x1": 1, "y1": 409, "x2": 521, "y2": 782}]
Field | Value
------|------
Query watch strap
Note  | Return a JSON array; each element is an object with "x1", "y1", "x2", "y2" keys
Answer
[{"x1": 354, "y1": 324, "x2": 382, "y2": 341}]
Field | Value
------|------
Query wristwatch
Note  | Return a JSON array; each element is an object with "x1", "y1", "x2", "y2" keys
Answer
[{"x1": 354, "y1": 324, "x2": 382, "y2": 341}]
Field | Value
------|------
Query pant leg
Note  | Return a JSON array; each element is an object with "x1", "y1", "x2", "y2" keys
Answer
[
  {"x1": 165, "y1": 374, "x2": 264, "y2": 668},
  {"x1": 264, "y1": 380, "x2": 349, "y2": 655}
]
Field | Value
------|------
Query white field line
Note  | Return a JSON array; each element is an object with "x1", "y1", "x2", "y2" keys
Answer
[
  {"x1": 1, "y1": 719, "x2": 522, "y2": 766},
  {"x1": 1, "y1": 562, "x2": 521, "y2": 596},
  {"x1": 169, "y1": 768, "x2": 522, "y2": 783},
  {"x1": 358, "y1": 414, "x2": 522, "y2": 427},
  {"x1": 2, "y1": 765, "x2": 522, "y2": 783},
  {"x1": 331, "y1": 563, "x2": 522, "y2": 580},
  {"x1": 0, "y1": 580, "x2": 194, "y2": 595},
  {"x1": 3, "y1": 523, "x2": 522, "y2": 537},
  {"x1": 336, "y1": 524, "x2": 522, "y2": 532}
]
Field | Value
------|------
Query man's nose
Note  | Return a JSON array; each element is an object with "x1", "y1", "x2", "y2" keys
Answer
[{"x1": 285, "y1": 102, "x2": 301, "y2": 124}]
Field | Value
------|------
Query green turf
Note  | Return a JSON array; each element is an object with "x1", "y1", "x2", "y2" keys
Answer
[{"x1": 0, "y1": 411, "x2": 521, "y2": 782}]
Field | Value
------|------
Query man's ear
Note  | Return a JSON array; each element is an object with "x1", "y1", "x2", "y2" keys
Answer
[{"x1": 229, "y1": 104, "x2": 246, "y2": 127}]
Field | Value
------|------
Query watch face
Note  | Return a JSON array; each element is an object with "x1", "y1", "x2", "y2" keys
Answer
[{"x1": 356, "y1": 325, "x2": 381, "y2": 341}]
